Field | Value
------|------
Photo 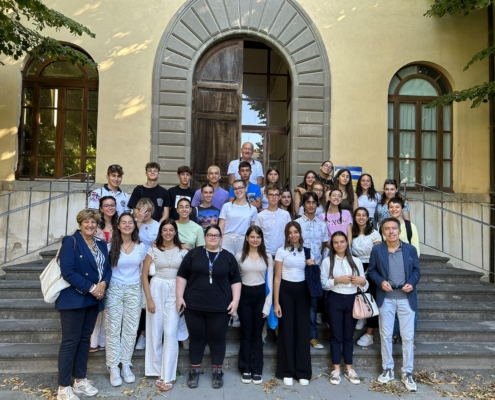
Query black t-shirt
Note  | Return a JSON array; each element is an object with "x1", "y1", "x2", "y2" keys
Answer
[
  {"x1": 168, "y1": 186, "x2": 196, "y2": 221},
  {"x1": 128, "y1": 185, "x2": 170, "y2": 222},
  {"x1": 177, "y1": 247, "x2": 241, "y2": 312}
]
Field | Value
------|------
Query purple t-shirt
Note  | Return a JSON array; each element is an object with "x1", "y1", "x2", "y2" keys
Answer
[
  {"x1": 318, "y1": 209, "x2": 353, "y2": 238},
  {"x1": 191, "y1": 187, "x2": 229, "y2": 210}
]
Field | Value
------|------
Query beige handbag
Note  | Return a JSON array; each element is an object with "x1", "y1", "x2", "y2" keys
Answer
[
  {"x1": 40, "y1": 237, "x2": 75, "y2": 303},
  {"x1": 352, "y1": 288, "x2": 379, "y2": 319}
]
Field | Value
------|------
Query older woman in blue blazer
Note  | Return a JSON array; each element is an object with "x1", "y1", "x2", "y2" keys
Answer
[
  {"x1": 56, "y1": 209, "x2": 112, "y2": 400},
  {"x1": 367, "y1": 217, "x2": 420, "y2": 393}
]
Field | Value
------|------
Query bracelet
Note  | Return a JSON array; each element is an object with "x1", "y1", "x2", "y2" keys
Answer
[{"x1": 89, "y1": 284, "x2": 96, "y2": 293}]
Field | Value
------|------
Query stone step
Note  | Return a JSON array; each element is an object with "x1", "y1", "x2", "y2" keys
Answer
[
  {"x1": 2, "y1": 261, "x2": 45, "y2": 281},
  {"x1": 419, "y1": 268, "x2": 484, "y2": 285},
  {"x1": 0, "y1": 340, "x2": 493, "y2": 374},
  {"x1": 417, "y1": 282, "x2": 495, "y2": 302},
  {"x1": 418, "y1": 301, "x2": 495, "y2": 321},
  {"x1": 0, "y1": 299, "x2": 58, "y2": 319},
  {"x1": 0, "y1": 281, "x2": 43, "y2": 299}
]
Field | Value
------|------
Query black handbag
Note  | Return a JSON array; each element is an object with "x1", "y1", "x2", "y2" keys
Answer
[{"x1": 303, "y1": 247, "x2": 323, "y2": 298}]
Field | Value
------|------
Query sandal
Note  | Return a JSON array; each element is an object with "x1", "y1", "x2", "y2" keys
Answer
[{"x1": 156, "y1": 378, "x2": 173, "y2": 392}]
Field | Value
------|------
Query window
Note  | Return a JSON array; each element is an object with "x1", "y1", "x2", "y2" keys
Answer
[
  {"x1": 18, "y1": 46, "x2": 98, "y2": 180},
  {"x1": 242, "y1": 42, "x2": 291, "y2": 184},
  {"x1": 388, "y1": 65, "x2": 452, "y2": 190}
]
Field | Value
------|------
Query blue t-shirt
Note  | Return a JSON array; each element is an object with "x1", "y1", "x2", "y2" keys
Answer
[{"x1": 228, "y1": 183, "x2": 261, "y2": 203}]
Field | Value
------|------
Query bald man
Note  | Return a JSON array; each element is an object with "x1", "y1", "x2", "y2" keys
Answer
[{"x1": 227, "y1": 142, "x2": 264, "y2": 186}]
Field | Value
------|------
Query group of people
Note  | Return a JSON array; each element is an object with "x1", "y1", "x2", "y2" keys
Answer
[{"x1": 54, "y1": 142, "x2": 421, "y2": 400}]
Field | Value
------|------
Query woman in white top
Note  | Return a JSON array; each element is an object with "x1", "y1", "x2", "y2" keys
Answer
[
  {"x1": 321, "y1": 231, "x2": 368, "y2": 386},
  {"x1": 236, "y1": 226, "x2": 273, "y2": 385},
  {"x1": 142, "y1": 219, "x2": 188, "y2": 392},
  {"x1": 176, "y1": 197, "x2": 205, "y2": 250},
  {"x1": 219, "y1": 179, "x2": 258, "y2": 255},
  {"x1": 135, "y1": 198, "x2": 160, "y2": 253},
  {"x1": 356, "y1": 174, "x2": 381, "y2": 228},
  {"x1": 260, "y1": 167, "x2": 280, "y2": 210},
  {"x1": 352, "y1": 208, "x2": 382, "y2": 348},
  {"x1": 274, "y1": 221, "x2": 312, "y2": 387},
  {"x1": 105, "y1": 213, "x2": 146, "y2": 387}
]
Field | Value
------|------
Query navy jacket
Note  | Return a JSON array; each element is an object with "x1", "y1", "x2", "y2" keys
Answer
[
  {"x1": 367, "y1": 241, "x2": 420, "y2": 312},
  {"x1": 55, "y1": 230, "x2": 112, "y2": 312}
]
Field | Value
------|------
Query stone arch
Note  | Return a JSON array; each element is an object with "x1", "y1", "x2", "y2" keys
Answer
[{"x1": 152, "y1": 0, "x2": 331, "y2": 189}]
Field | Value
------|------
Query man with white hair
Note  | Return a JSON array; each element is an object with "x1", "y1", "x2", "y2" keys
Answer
[{"x1": 227, "y1": 142, "x2": 264, "y2": 186}]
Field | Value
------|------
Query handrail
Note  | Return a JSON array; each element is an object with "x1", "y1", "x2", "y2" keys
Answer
[
  {"x1": 400, "y1": 182, "x2": 495, "y2": 281},
  {"x1": 1, "y1": 173, "x2": 95, "y2": 264}
]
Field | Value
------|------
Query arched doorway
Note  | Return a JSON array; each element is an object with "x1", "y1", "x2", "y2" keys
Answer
[
  {"x1": 192, "y1": 39, "x2": 291, "y2": 188},
  {"x1": 152, "y1": 0, "x2": 331, "y2": 190}
]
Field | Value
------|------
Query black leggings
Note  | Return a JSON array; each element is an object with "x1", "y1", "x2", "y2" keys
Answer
[{"x1": 184, "y1": 308, "x2": 230, "y2": 366}]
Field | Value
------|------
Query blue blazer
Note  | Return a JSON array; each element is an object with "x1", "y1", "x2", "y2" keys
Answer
[
  {"x1": 367, "y1": 241, "x2": 421, "y2": 312},
  {"x1": 55, "y1": 230, "x2": 112, "y2": 312}
]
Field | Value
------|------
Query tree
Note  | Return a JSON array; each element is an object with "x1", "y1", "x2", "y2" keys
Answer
[
  {"x1": 425, "y1": 0, "x2": 494, "y2": 108},
  {"x1": 0, "y1": 0, "x2": 96, "y2": 66}
]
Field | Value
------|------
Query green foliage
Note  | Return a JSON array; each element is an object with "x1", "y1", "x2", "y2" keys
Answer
[
  {"x1": 425, "y1": 0, "x2": 494, "y2": 17},
  {"x1": 0, "y1": 0, "x2": 96, "y2": 66},
  {"x1": 427, "y1": 80, "x2": 495, "y2": 108},
  {"x1": 425, "y1": 0, "x2": 494, "y2": 108}
]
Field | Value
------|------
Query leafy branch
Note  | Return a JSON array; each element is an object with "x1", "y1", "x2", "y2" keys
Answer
[{"x1": 0, "y1": 0, "x2": 96, "y2": 66}]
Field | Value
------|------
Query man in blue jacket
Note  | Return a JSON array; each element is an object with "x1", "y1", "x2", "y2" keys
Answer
[{"x1": 368, "y1": 217, "x2": 420, "y2": 392}]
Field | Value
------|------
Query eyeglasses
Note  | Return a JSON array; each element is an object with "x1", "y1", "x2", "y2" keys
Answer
[
  {"x1": 267, "y1": 193, "x2": 280, "y2": 198},
  {"x1": 233, "y1": 186, "x2": 245, "y2": 191},
  {"x1": 313, "y1": 189, "x2": 323, "y2": 193},
  {"x1": 206, "y1": 234, "x2": 221, "y2": 239},
  {"x1": 102, "y1": 204, "x2": 116, "y2": 209},
  {"x1": 322, "y1": 164, "x2": 333, "y2": 170}
]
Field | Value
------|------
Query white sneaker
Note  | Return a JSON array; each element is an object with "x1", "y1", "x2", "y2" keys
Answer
[
  {"x1": 135, "y1": 335, "x2": 146, "y2": 350},
  {"x1": 57, "y1": 386, "x2": 80, "y2": 400},
  {"x1": 401, "y1": 373, "x2": 417, "y2": 392},
  {"x1": 355, "y1": 318, "x2": 366, "y2": 330},
  {"x1": 230, "y1": 314, "x2": 240, "y2": 328},
  {"x1": 109, "y1": 366, "x2": 122, "y2": 387},
  {"x1": 377, "y1": 368, "x2": 394, "y2": 384},
  {"x1": 72, "y1": 378, "x2": 98, "y2": 396},
  {"x1": 283, "y1": 377, "x2": 293, "y2": 386},
  {"x1": 121, "y1": 364, "x2": 135, "y2": 383},
  {"x1": 344, "y1": 368, "x2": 360, "y2": 384},
  {"x1": 357, "y1": 333, "x2": 374, "y2": 347},
  {"x1": 316, "y1": 312, "x2": 323, "y2": 325},
  {"x1": 329, "y1": 370, "x2": 341, "y2": 385},
  {"x1": 182, "y1": 338, "x2": 190, "y2": 350},
  {"x1": 299, "y1": 379, "x2": 309, "y2": 386}
]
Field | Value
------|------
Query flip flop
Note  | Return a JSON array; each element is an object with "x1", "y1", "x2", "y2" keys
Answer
[{"x1": 156, "y1": 379, "x2": 173, "y2": 392}]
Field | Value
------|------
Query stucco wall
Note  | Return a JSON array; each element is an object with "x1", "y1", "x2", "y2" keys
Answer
[{"x1": 0, "y1": 0, "x2": 489, "y2": 194}]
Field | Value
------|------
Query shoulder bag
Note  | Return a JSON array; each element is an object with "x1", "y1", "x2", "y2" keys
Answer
[
  {"x1": 352, "y1": 287, "x2": 379, "y2": 319},
  {"x1": 40, "y1": 236, "x2": 75, "y2": 304}
]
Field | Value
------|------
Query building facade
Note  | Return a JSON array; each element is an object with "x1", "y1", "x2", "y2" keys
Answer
[{"x1": 0, "y1": 0, "x2": 489, "y2": 195}]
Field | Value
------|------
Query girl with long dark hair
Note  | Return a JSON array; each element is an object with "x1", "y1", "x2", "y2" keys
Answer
[
  {"x1": 279, "y1": 188, "x2": 295, "y2": 220},
  {"x1": 331, "y1": 169, "x2": 358, "y2": 214},
  {"x1": 321, "y1": 231, "x2": 367, "y2": 385},
  {"x1": 260, "y1": 167, "x2": 280, "y2": 210},
  {"x1": 105, "y1": 213, "x2": 145, "y2": 387},
  {"x1": 356, "y1": 174, "x2": 381, "y2": 227},
  {"x1": 236, "y1": 226, "x2": 273, "y2": 385},
  {"x1": 142, "y1": 219, "x2": 188, "y2": 392},
  {"x1": 293, "y1": 170, "x2": 317, "y2": 217},
  {"x1": 319, "y1": 189, "x2": 353, "y2": 246},
  {"x1": 376, "y1": 179, "x2": 410, "y2": 226},
  {"x1": 274, "y1": 222, "x2": 312, "y2": 386}
]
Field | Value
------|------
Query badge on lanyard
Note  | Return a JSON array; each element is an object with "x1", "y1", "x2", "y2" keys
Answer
[{"x1": 205, "y1": 250, "x2": 220, "y2": 284}]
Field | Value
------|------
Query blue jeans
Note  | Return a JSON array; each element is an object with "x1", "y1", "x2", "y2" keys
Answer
[
  {"x1": 58, "y1": 305, "x2": 99, "y2": 386},
  {"x1": 378, "y1": 298, "x2": 415, "y2": 374}
]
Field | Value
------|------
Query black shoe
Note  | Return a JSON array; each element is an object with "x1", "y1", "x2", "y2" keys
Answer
[
  {"x1": 241, "y1": 372, "x2": 252, "y2": 384},
  {"x1": 187, "y1": 369, "x2": 200, "y2": 388},
  {"x1": 252, "y1": 374, "x2": 263, "y2": 385},
  {"x1": 212, "y1": 370, "x2": 224, "y2": 389}
]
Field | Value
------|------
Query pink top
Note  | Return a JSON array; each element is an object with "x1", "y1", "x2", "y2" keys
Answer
[{"x1": 318, "y1": 209, "x2": 352, "y2": 238}]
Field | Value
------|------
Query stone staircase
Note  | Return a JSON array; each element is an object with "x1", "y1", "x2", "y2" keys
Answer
[{"x1": 0, "y1": 254, "x2": 494, "y2": 375}]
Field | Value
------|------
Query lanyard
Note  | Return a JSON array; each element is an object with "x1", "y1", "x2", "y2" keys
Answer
[{"x1": 205, "y1": 249, "x2": 220, "y2": 284}]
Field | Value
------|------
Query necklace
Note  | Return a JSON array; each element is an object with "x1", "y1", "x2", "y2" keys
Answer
[
  {"x1": 121, "y1": 242, "x2": 133, "y2": 253},
  {"x1": 165, "y1": 247, "x2": 177, "y2": 268}
]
